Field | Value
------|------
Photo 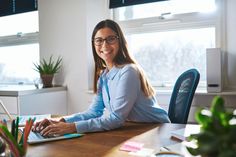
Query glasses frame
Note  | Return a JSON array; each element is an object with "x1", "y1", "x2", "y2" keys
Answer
[{"x1": 93, "y1": 35, "x2": 119, "y2": 46}]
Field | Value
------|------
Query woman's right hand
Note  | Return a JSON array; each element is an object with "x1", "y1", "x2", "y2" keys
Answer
[{"x1": 32, "y1": 118, "x2": 59, "y2": 132}]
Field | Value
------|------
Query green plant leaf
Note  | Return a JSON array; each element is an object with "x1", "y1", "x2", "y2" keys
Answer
[
  {"x1": 186, "y1": 146, "x2": 200, "y2": 156},
  {"x1": 195, "y1": 109, "x2": 213, "y2": 130},
  {"x1": 0, "y1": 125, "x2": 25, "y2": 156},
  {"x1": 211, "y1": 96, "x2": 225, "y2": 115},
  {"x1": 187, "y1": 96, "x2": 236, "y2": 157},
  {"x1": 197, "y1": 131, "x2": 219, "y2": 153},
  {"x1": 218, "y1": 149, "x2": 236, "y2": 157},
  {"x1": 33, "y1": 55, "x2": 62, "y2": 75}
]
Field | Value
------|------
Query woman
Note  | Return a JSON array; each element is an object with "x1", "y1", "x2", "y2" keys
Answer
[{"x1": 33, "y1": 19, "x2": 170, "y2": 136}]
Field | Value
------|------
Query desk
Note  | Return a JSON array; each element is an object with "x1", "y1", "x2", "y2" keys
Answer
[{"x1": 26, "y1": 122, "x2": 190, "y2": 157}]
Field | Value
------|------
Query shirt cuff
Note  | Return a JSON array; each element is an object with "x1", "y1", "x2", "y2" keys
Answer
[
  {"x1": 63, "y1": 115, "x2": 76, "y2": 123},
  {"x1": 74, "y1": 121, "x2": 88, "y2": 133}
]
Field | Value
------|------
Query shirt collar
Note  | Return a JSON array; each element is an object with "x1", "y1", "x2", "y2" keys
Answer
[{"x1": 102, "y1": 66, "x2": 120, "y2": 80}]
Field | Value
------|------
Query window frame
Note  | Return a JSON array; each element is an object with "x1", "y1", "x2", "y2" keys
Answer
[
  {"x1": 0, "y1": 11, "x2": 39, "y2": 85},
  {"x1": 111, "y1": 0, "x2": 226, "y2": 89},
  {"x1": 0, "y1": 32, "x2": 38, "y2": 47}
]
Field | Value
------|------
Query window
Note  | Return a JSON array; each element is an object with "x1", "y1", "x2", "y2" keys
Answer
[
  {"x1": 112, "y1": 0, "x2": 221, "y2": 88},
  {"x1": 0, "y1": 11, "x2": 39, "y2": 85}
]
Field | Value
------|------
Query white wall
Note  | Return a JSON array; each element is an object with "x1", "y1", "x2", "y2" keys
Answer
[
  {"x1": 38, "y1": 0, "x2": 109, "y2": 113},
  {"x1": 226, "y1": 0, "x2": 236, "y2": 89},
  {"x1": 38, "y1": 0, "x2": 236, "y2": 115}
]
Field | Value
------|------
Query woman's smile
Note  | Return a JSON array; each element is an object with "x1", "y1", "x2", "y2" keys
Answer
[{"x1": 94, "y1": 28, "x2": 119, "y2": 69}]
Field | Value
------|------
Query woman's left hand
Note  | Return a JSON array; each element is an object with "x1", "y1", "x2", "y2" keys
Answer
[{"x1": 40, "y1": 122, "x2": 77, "y2": 137}]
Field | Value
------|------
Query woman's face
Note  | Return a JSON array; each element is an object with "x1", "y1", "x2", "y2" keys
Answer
[{"x1": 94, "y1": 27, "x2": 119, "y2": 69}]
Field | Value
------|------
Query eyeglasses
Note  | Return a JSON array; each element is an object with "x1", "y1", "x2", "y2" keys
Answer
[{"x1": 93, "y1": 35, "x2": 119, "y2": 46}]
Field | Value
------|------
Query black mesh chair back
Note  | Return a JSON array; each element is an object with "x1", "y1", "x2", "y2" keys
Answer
[{"x1": 168, "y1": 69, "x2": 200, "y2": 124}]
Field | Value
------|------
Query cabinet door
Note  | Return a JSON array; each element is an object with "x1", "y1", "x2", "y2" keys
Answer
[
  {"x1": 0, "y1": 96, "x2": 18, "y2": 119},
  {"x1": 18, "y1": 91, "x2": 67, "y2": 115}
]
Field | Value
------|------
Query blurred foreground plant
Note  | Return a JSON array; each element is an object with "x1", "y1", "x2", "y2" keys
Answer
[{"x1": 186, "y1": 96, "x2": 236, "y2": 157}]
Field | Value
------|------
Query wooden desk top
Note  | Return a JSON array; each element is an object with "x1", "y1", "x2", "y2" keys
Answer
[{"x1": 26, "y1": 122, "x2": 187, "y2": 157}]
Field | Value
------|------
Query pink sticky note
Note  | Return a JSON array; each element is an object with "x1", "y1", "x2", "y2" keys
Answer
[{"x1": 119, "y1": 141, "x2": 144, "y2": 152}]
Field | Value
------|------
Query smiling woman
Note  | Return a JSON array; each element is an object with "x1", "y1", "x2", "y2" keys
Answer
[{"x1": 32, "y1": 19, "x2": 170, "y2": 137}]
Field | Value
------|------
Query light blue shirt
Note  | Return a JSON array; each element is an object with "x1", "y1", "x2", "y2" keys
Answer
[{"x1": 64, "y1": 64, "x2": 170, "y2": 133}]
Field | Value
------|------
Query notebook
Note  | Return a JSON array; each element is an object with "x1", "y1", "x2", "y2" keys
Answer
[
  {"x1": 19, "y1": 129, "x2": 83, "y2": 144},
  {"x1": 170, "y1": 125, "x2": 200, "y2": 141},
  {"x1": 159, "y1": 143, "x2": 185, "y2": 156}
]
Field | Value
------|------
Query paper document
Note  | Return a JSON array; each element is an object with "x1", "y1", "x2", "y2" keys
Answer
[
  {"x1": 170, "y1": 125, "x2": 200, "y2": 141},
  {"x1": 159, "y1": 143, "x2": 186, "y2": 156},
  {"x1": 160, "y1": 143, "x2": 183, "y2": 152},
  {"x1": 19, "y1": 114, "x2": 51, "y2": 126}
]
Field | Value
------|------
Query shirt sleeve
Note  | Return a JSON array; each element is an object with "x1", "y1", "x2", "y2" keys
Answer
[
  {"x1": 63, "y1": 76, "x2": 105, "y2": 123},
  {"x1": 74, "y1": 65, "x2": 140, "y2": 133}
]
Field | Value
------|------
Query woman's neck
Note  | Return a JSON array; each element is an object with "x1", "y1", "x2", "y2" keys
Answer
[{"x1": 106, "y1": 63, "x2": 114, "y2": 70}]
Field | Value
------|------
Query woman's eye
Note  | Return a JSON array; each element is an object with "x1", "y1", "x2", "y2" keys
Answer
[
  {"x1": 107, "y1": 36, "x2": 117, "y2": 43},
  {"x1": 107, "y1": 37, "x2": 114, "y2": 42},
  {"x1": 95, "y1": 39, "x2": 103, "y2": 44}
]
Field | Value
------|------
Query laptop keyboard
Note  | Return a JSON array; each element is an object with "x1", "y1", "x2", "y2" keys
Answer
[
  {"x1": 24, "y1": 130, "x2": 83, "y2": 144},
  {"x1": 29, "y1": 131, "x2": 45, "y2": 140},
  {"x1": 28, "y1": 131, "x2": 61, "y2": 140}
]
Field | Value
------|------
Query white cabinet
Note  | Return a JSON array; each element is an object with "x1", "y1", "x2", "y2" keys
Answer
[
  {"x1": 0, "y1": 96, "x2": 18, "y2": 115},
  {"x1": 0, "y1": 86, "x2": 67, "y2": 119}
]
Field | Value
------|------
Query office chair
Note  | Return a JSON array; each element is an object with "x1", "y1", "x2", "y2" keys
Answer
[{"x1": 168, "y1": 69, "x2": 200, "y2": 124}]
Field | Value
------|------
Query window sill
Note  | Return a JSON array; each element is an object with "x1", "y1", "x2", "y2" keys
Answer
[{"x1": 155, "y1": 87, "x2": 236, "y2": 96}]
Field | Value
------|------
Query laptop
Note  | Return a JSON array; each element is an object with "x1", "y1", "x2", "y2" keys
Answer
[
  {"x1": 24, "y1": 130, "x2": 83, "y2": 144},
  {"x1": 0, "y1": 101, "x2": 83, "y2": 144}
]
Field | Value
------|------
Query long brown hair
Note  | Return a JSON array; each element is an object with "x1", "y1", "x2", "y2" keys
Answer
[{"x1": 91, "y1": 19, "x2": 155, "y2": 97}]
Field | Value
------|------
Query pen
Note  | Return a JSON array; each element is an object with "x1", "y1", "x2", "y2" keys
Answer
[
  {"x1": 33, "y1": 117, "x2": 36, "y2": 123},
  {"x1": 11, "y1": 119, "x2": 16, "y2": 138},
  {"x1": 15, "y1": 117, "x2": 19, "y2": 142},
  {"x1": 160, "y1": 146, "x2": 171, "y2": 152},
  {"x1": 19, "y1": 128, "x2": 24, "y2": 146},
  {"x1": 23, "y1": 118, "x2": 34, "y2": 150},
  {"x1": 3, "y1": 119, "x2": 7, "y2": 127},
  {"x1": 23, "y1": 119, "x2": 29, "y2": 150}
]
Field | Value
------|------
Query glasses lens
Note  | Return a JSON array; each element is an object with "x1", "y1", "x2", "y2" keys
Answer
[
  {"x1": 106, "y1": 36, "x2": 117, "y2": 44},
  {"x1": 94, "y1": 38, "x2": 103, "y2": 46}
]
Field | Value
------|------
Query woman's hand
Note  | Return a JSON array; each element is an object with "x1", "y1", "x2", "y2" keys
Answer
[
  {"x1": 32, "y1": 118, "x2": 59, "y2": 132},
  {"x1": 39, "y1": 122, "x2": 77, "y2": 137}
]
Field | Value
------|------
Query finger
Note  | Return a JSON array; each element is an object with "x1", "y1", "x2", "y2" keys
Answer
[
  {"x1": 37, "y1": 119, "x2": 50, "y2": 132},
  {"x1": 49, "y1": 119, "x2": 60, "y2": 124},
  {"x1": 40, "y1": 125, "x2": 51, "y2": 136},
  {"x1": 40, "y1": 125, "x2": 57, "y2": 137},
  {"x1": 42, "y1": 124, "x2": 63, "y2": 136},
  {"x1": 32, "y1": 122, "x2": 40, "y2": 131},
  {"x1": 47, "y1": 129, "x2": 61, "y2": 137},
  {"x1": 49, "y1": 119, "x2": 56, "y2": 125},
  {"x1": 32, "y1": 121, "x2": 44, "y2": 131}
]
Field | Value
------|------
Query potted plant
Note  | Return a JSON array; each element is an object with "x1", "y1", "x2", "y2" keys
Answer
[
  {"x1": 33, "y1": 55, "x2": 62, "y2": 88},
  {"x1": 186, "y1": 96, "x2": 236, "y2": 157}
]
